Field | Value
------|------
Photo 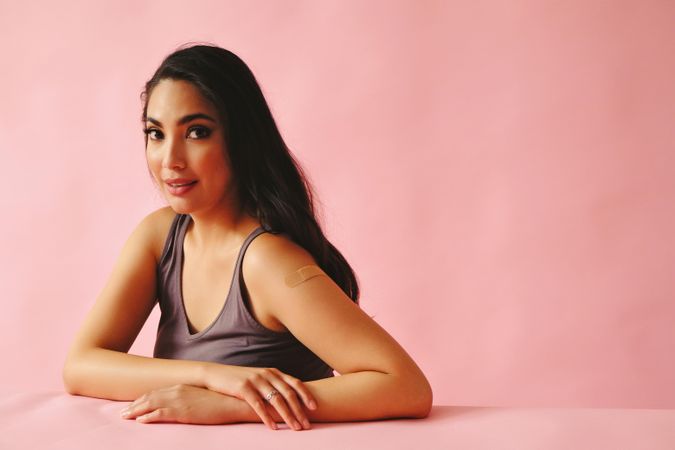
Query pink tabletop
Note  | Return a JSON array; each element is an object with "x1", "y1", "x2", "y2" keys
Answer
[{"x1": 1, "y1": 390, "x2": 674, "y2": 449}]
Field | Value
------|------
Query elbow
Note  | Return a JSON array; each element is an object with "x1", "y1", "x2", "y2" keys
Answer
[
  {"x1": 62, "y1": 354, "x2": 83, "y2": 396},
  {"x1": 62, "y1": 361, "x2": 76, "y2": 395},
  {"x1": 410, "y1": 377, "x2": 433, "y2": 419},
  {"x1": 394, "y1": 370, "x2": 433, "y2": 419},
  {"x1": 418, "y1": 392, "x2": 433, "y2": 418}
]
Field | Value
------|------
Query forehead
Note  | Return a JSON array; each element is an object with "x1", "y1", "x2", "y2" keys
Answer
[{"x1": 147, "y1": 79, "x2": 216, "y2": 118}]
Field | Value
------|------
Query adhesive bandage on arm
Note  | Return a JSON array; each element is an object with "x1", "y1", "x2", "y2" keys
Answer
[{"x1": 284, "y1": 264, "x2": 327, "y2": 288}]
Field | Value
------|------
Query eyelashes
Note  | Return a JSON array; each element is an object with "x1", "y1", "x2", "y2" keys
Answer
[
  {"x1": 143, "y1": 126, "x2": 212, "y2": 141},
  {"x1": 142, "y1": 127, "x2": 159, "y2": 139}
]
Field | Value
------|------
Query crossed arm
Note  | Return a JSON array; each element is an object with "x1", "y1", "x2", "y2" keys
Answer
[
  {"x1": 67, "y1": 347, "x2": 431, "y2": 428},
  {"x1": 114, "y1": 355, "x2": 431, "y2": 427},
  {"x1": 114, "y1": 246, "x2": 432, "y2": 427},
  {"x1": 63, "y1": 216, "x2": 432, "y2": 428}
]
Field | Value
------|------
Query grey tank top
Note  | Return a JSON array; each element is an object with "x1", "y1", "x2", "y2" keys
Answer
[{"x1": 153, "y1": 213, "x2": 335, "y2": 382}]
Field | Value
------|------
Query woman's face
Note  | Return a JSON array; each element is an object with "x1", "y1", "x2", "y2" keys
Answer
[{"x1": 144, "y1": 78, "x2": 234, "y2": 215}]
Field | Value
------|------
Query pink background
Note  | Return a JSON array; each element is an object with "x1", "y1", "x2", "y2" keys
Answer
[{"x1": 1, "y1": 0, "x2": 674, "y2": 408}]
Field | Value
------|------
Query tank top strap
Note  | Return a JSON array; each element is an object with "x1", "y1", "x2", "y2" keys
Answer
[
  {"x1": 158, "y1": 213, "x2": 185, "y2": 268},
  {"x1": 162, "y1": 214, "x2": 267, "y2": 283},
  {"x1": 232, "y1": 226, "x2": 268, "y2": 284},
  {"x1": 178, "y1": 214, "x2": 266, "y2": 258}
]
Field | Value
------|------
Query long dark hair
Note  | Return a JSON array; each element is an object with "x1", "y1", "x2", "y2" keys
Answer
[{"x1": 140, "y1": 42, "x2": 359, "y2": 304}]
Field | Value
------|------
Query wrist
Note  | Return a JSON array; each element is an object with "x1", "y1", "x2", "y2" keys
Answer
[
  {"x1": 199, "y1": 363, "x2": 283, "y2": 424},
  {"x1": 232, "y1": 395, "x2": 283, "y2": 424},
  {"x1": 198, "y1": 361, "x2": 215, "y2": 389},
  {"x1": 227, "y1": 395, "x2": 258, "y2": 423}
]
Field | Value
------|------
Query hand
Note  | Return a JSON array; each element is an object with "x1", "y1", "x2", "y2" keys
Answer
[
  {"x1": 119, "y1": 384, "x2": 248, "y2": 425},
  {"x1": 204, "y1": 364, "x2": 317, "y2": 431}
]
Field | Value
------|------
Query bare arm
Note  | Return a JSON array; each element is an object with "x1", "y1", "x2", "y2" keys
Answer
[
  {"x1": 62, "y1": 208, "x2": 211, "y2": 400},
  {"x1": 207, "y1": 356, "x2": 432, "y2": 423},
  {"x1": 64, "y1": 348, "x2": 210, "y2": 401},
  {"x1": 304, "y1": 360, "x2": 431, "y2": 421},
  {"x1": 226, "y1": 234, "x2": 433, "y2": 422},
  {"x1": 64, "y1": 209, "x2": 316, "y2": 429}
]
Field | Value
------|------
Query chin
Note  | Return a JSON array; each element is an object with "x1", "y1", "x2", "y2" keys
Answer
[{"x1": 165, "y1": 202, "x2": 193, "y2": 215}]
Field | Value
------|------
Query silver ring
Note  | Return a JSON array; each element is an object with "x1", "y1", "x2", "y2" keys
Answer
[{"x1": 264, "y1": 389, "x2": 279, "y2": 402}]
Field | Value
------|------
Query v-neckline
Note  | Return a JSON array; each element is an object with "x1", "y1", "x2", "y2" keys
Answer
[{"x1": 176, "y1": 214, "x2": 263, "y2": 340}]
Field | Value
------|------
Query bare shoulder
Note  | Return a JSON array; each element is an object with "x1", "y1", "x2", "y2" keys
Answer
[
  {"x1": 136, "y1": 206, "x2": 177, "y2": 262},
  {"x1": 244, "y1": 231, "x2": 317, "y2": 279},
  {"x1": 242, "y1": 231, "x2": 321, "y2": 301},
  {"x1": 239, "y1": 231, "x2": 318, "y2": 331}
]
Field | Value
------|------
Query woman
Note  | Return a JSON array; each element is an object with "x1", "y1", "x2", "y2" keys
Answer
[{"x1": 62, "y1": 43, "x2": 432, "y2": 430}]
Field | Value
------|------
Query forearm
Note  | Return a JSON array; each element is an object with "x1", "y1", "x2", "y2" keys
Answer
[
  {"x1": 63, "y1": 347, "x2": 207, "y2": 401},
  {"x1": 237, "y1": 370, "x2": 432, "y2": 423}
]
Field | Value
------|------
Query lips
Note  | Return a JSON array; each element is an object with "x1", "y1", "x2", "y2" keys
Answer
[
  {"x1": 168, "y1": 181, "x2": 197, "y2": 187},
  {"x1": 166, "y1": 180, "x2": 198, "y2": 196},
  {"x1": 164, "y1": 178, "x2": 197, "y2": 187}
]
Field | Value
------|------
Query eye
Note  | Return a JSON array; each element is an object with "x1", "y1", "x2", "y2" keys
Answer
[
  {"x1": 187, "y1": 126, "x2": 212, "y2": 139},
  {"x1": 143, "y1": 127, "x2": 163, "y2": 140}
]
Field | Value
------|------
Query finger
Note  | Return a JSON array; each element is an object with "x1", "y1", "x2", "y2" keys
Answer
[
  {"x1": 121, "y1": 398, "x2": 155, "y2": 420},
  {"x1": 266, "y1": 375, "x2": 310, "y2": 429},
  {"x1": 241, "y1": 388, "x2": 278, "y2": 430},
  {"x1": 256, "y1": 379, "x2": 302, "y2": 431},
  {"x1": 275, "y1": 370, "x2": 317, "y2": 410},
  {"x1": 120, "y1": 393, "x2": 145, "y2": 418},
  {"x1": 136, "y1": 408, "x2": 168, "y2": 423}
]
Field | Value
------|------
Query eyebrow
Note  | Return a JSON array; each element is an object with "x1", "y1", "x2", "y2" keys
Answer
[{"x1": 145, "y1": 113, "x2": 217, "y2": 127}]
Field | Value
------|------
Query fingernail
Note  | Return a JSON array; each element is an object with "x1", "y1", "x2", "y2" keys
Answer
[
  {"x1": 303, "y1": 419, "x2": 310, "y2": 429},
  {"x1": 309, "y1": 401, "x2": 317, "y2": 410},
  {"x1": 120, "y1": 409, "x2": 130, "y2": 417}
]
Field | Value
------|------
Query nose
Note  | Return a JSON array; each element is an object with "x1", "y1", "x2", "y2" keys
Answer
[{"x1": 162, "y1": 136, "x2": 186, "y2": 170}]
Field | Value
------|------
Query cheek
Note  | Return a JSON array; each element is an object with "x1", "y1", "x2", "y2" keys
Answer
[
  {"x1": 202, "y1": 150, "x2": 231, "y2": 176},
  {"x1": 145, "y1": 147, "x2": 160, "y2": 165},
  {"x1": 145, "y1": 152, "x2": 162, "y2": 180}
]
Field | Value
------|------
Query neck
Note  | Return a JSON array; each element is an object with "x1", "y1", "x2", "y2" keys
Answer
[{"x1": 184, "y1": 199, "x2": 258, "y2": 255}]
